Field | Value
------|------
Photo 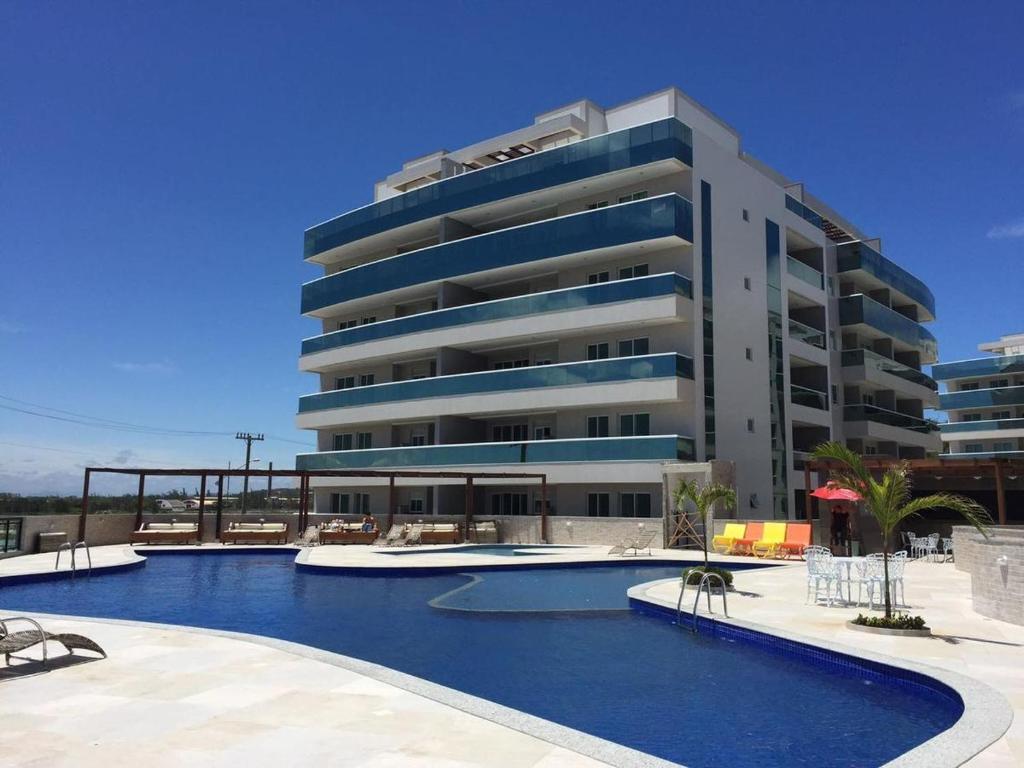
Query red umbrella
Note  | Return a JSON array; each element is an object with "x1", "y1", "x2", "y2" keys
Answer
[{"x1": 810, "y1": 481, "x2": 862, "y2": 501}]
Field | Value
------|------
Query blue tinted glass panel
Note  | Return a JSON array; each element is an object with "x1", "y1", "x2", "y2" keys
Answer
[
  {"x1": 836, "y1": 241, "x2": 935, "y2": 317},
  {"x1": 305, "y1": 118, "x2": 693, "y2": 258},
  {"x1": 302, "y1": 195, "x2": 693, "y2": 314},
  {"x1": 842, "y1": 405, "x2": 937, "y2": 433},
  {"x1": 939, "y1": 386, "x2": 1024, "y2": 410},
  {"x1": 840, "y1": 349, "x2": 937, "y2": 391},
  {"x1": 786, "y1": 256, "x2": 824, "y2": 290},
  {"x1": 932, "y1": 354, "x2": 1024, "y2": 381},
  {"x1": 940, "y1": 418, "x2": 1024, "y2": 434},
  {"x1": 838, "y1": 295, "x2": 937, "y2": 362},
  {"x1": 784, "y1": 195, "x2": 824, "y2": 230}
]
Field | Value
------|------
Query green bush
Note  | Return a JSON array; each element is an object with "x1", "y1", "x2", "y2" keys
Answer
[
  {"x1": 852, "y1": 613, "x2": 928, "y2": 631},
  {"x1": 681, "y1": 566, "x2": 733, "y2": 587}
]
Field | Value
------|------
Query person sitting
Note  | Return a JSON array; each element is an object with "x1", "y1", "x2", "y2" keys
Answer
[{"x1": 360, "y1": 514, "x2": 376, "y2": 533}]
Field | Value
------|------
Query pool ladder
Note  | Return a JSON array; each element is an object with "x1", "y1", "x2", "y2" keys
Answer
[
  {"x1": 54, "y1": 541, "x2": 92, "y2": 578},
  {"x1": 676, "y1": 572, "x2": 728, "y2": 633}
]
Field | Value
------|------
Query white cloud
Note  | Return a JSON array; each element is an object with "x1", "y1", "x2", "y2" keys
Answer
[
  {"x1": 986, "y1": 219, "x2": 1024, "y2": 240},
  {"x1": 112, "y1": 359, "x2": 177, "y2": 374}
]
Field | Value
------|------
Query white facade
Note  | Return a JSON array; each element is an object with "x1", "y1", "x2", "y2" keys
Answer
[
  {"x1": 296, "y1": 87, "x2": 940, "y2": 524},
  {"x1": 934, "y1": 333, "x2": 1024, "y2": 458}
]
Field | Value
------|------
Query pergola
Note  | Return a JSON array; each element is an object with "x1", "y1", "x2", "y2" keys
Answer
[
  {"x1": 79, "y1": 467, "x2": 549, "y2": 543},
  {"x1": 804, "y1": 456, "x2": 1023, "y2": 525}
]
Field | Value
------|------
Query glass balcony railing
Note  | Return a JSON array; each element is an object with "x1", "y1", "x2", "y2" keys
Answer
[
  {"x1": 301, "y1": 273, "x2": 693, "y2": 357},
  {"x1": 932, "y1": 353, "x2": 1024, "y2": 382},
  {"x1": 838, "y1": 294, "x2": 937, "y2": 362},
  {"x1": 841, "y1": 348, "x2": 938, "y2": 391},
  {"x1": 836, "y1": 241, "x2": 935, "y2": 318},
  {"x1": 301, "y1": 194, "x2": 694, "y2": 314},
  {"x1": 784, "y1": 195, "x2": 824, "y2": 230},
  {"x1": 785, "y1": 256, "x2": 824, "y2": 290},
  {"x1": 790, "y1": 385, "x2": 829, "y2": 411},
  {"x1": 943, "y1": 450, "x2": 1024, "y2": 460},
  {"x1": 296, "y1": 435, "x2": 695, "y2": 471},
  {"x1": 788, "y1": 318, "x2": 826, "y2": 349},
  {"x1": 304, "y1": 118, "x2": 694, "y2": 259},
  {"x1": 298, "y1": 353, "x2": 694, "y2": 414},
  {"x1": 843, "y1": 404, "x2": 938, "y2": 433},
  {"x1": 940, "y1": 418, "x2": 1024, "y2": 434},
  {"x1": 939, "y1": 385, "x2": 1024, "y2": 411}
]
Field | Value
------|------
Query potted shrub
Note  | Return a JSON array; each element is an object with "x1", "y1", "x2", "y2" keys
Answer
[{"x1": 672, "y1": 479, "x2": 736, "y2": 589}]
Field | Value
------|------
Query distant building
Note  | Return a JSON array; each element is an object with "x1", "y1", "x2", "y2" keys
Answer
[
  {"x1": 933, "y1": 333, "x2": 1024, "y2": 458},
  {"x1": 296, "y1": 87, "x2": 939, "y2": 522}
]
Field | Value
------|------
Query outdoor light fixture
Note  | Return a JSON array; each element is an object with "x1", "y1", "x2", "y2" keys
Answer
[{"x1": 973, "y1": 476, "x2": 983, "y2": 481}]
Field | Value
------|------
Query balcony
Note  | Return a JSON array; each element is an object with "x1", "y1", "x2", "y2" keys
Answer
[
  {"x1": 838, "y1": 294, "x2": 937, "y2": 363},
  {"x1": 300, "y1": 272, "x2": 692, "y2": 364},
  {"x1": 932, "y1": 353, "x2": 1024, "y2": 382},
  {"x1": 791, "y1": 385, "x2": 829, "y2": 411},
  {"x1": 297, "y1": 353, "x2": 694, "y2": 427},
  {"x1": 304, "y1": 118, "x2": 694, "y2": 261},
  {"x1": 940, "y1": 419, "x2": 1024, "y2": 440},
  {"x1": 943, "y1": 450, "x2": 1024, "y2": 460},
  {"x1": 843, "y1": 404, "x2": 938, "y2": 434},
  {"x1": 296, "y1": 435, "x2": 695, "y2": 471},
  {"x1": 784, "y1": 195, "x2": 824, "y2": 230},
  {"x1": 301, "y1": 194, "x2": 694, "y2": 316},
  {"x1": 786, "y1": 256, "x2": 824, "y2": 290},
  {"x1": 836, "y1": 241, "x2": 935, "y2": 321},
  {"x1": 788, "y1": 318, "x2": 826, "y2": 350},
  {"x1": 940, "y1": 385, "x2": 1024, "y2": 411},
  {"x1": 839, "y1": 350, "x2": 937, "y2": 403}
]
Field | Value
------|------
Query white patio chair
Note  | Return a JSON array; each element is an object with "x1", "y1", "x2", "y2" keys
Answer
[
  {"x1": 805, "y1": 547, "x2": 838, "y2": 607},
  {"x1": 900, "y1": 531, "x2": 916, "y2": 549},
  {"x1": 941, "y1": 537, "x2": 954, "y2": 562}
]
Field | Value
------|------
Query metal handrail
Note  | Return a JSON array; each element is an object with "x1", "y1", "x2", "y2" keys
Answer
[
  {"x1": 54, "y1": 542, "x2": 72, "y2": 571},
  {"x1": 73, "y1": 541, "x2": 92, "y2": 577},
  {"x1": 0, "y1": 615, "x2": 48, "y2": 661},
  {"x1": 676, "y1": 572, "x2": 729, "y2": 633}
]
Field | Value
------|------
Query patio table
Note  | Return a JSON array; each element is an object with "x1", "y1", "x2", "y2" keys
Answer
[{"x1": 830, "y1": 556, "x2": 866, "y2": 604}]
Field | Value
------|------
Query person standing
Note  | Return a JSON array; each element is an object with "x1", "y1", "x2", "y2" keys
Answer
[{"x1": 830, "y1": 504, "x2": 851, "y2": 555}]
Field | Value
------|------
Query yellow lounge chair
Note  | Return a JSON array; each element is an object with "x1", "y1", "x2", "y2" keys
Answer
[
  {"x1": 751, "y1": 522, "x2": 787, "y2": 558},
  {"x1": 712, "y1": 523, "x2": 747, "y2": 554}
]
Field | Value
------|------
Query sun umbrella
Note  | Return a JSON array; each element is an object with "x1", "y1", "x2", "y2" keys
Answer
[{"x1": 810, "y1": 482, "x2": 862, "y2": 501}]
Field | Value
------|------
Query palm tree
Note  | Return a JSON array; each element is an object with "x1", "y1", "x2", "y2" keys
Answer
[
  {"x1": 672, "y1": 479, "x2": 736, "y2": 569},
  {"x1": 811, "y1": 442, "x2": 991, "y2": 619}
]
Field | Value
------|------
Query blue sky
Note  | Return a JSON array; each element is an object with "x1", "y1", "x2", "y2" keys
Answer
[{"x1": 1, "y1": 1, "x2": 1021, "y2": 494}]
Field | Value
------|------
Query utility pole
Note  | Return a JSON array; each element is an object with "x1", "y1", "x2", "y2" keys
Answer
[{"x1": 235, "y1": 432, "x2": 264, "y2": 514}]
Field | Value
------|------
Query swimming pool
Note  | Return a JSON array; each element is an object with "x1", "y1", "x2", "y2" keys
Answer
[
  {"x1": 383, "y1": 543, "x2": 577, "y2": 557},
  {"x1": 0, "y1": 551, "x2": 961, "y2": 767}
]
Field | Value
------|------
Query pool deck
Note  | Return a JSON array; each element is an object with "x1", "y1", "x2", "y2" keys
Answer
[{"x1": 1, "y1": 544, "x2": 1021, "y2": 767}]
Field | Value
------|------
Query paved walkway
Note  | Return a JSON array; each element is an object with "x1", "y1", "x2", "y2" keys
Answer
[{"x1": 636, "y1": 558, "x2": 1023, "y2": 767}]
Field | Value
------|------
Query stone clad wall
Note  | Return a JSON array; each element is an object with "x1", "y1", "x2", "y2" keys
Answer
[{"x1": 952, "y1": 525, "x2": 1024, "y2": 626}]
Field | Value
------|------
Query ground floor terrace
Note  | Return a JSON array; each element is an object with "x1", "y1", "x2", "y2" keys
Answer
[{"x1": 0, "y1": 544, "x2": 1019, "y2": 767}]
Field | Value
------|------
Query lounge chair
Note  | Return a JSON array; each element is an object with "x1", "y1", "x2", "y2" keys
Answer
[
  {"x1": 712, "y1": 523, "x2": 747, "y2": 554},
  {"x1": 1, "y1": 616, "x2": 106, "y2": 666},
  {"x1": 751, "y1": 522, "x2": 787, "y2": 558},
  {"x1": 776, "y1": 523, "x2": 812, "y2": 559},
  {"x1": 319, "y1": 522, "x2": 377, "y2": 545},
  {"x1": 420, "y1": 523, "x2": 460, "y2": 545},
  {"x1": 608, "y1": 536, "x2": 634, "y2": 555},
  {"x1": 623, "y1": 530, "x2": 656, "y2": 556},
  {"x1": 404, "y1": 523, "x2": 424, "y2": 546},
  {"x1": 469, "y1": 521, "x2": 498, "y2": 543},
  {"x1": 732, "y1": 521, "x2": 764, "y2": 555},
  {"x1": 221, "y1": 522, "x2": 288, "y2": 544},
  {"x1": 380, "y1": 524, "x2": 406, "y2": 546},
  {"x1": 130, "y1": 521, "x2": 198, "y2": 545}
]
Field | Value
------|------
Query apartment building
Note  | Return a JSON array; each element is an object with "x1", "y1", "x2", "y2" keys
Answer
[
  {"x1": 295, "y1": 87, "x2": 940, "y2": 526},
  {"x1": 933, "y1": 333, "x2": 1024, "y2": 458}
]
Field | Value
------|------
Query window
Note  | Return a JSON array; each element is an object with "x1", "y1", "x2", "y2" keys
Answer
[
  {"x1": 534, "y1": 358, "x2": 552, "y2": 366},
  {"x1": 864, "y1": 445, "x2": 878, "y2": 455},
  {"x1": 586, "y1": 201, "x2": 609, "y2": 210},
  {"x1": 746, "y1": 418, "x2": 755, "y2": 433},
  {"x1": 745, "y1": 347, "x2": 753, "y2": 361},
  {"x1": 863, "y1": 394, "x2": 875, "y2": 406},
  {"x1": 491, "y1": 493, "x2": 528, "y2": 515},
  {"x1": 829, "y1": 331, "x2": 837, "y2": 350},
  {"x1": 587, "y1": 415, "x2": 609, "y2": 438},
  {"x1": 333, "y1": 434, "x2": 353, "y2": 451},
  {"x1": 619, "y1": 413, "x2": 650, "y2": 436},
  {"x1": 356, "y1": 432, "x2": 372, "y2": 449},
  {"x1": 338, "y1": 319, "x2": 358, "y2": 331},
  {"x1": 329, "y1": 493, "x2": 350, "y2": 516},
  {"x1": 962, "y1": 413, "x2": 982, "y2": 422},
  {"x1": 743, "y1": 277, "x2": 752, "y2": 291},
  {"x1": 587, "y1": 271, "x2": 610, "y2": 284},
  {"x1": 960, "y1": 382, "x2": 979, "y2": 391},
  {"x1": 742, "y1": 208, "x2": 749, "y2": 222},
  {"x1": 409, "y1": 497, "x2": 424, "y2": 513},
  {"x1": 617, "y1": 337, "x2": 649, "y2": 357},
  {"x1": 617, "y1": 190, "x2": 648, "y2": 203},
  {"x1": 360, "y1": 316, "x2": 376, "y2": 325},
  {"x1": 994, "y1": 442, "x2": 1014, "y2": 452},
  {"x1": 411, "y1": 432, "x2": 427, "y2": 446},
  {"x1": 359, "y1": 373, "x2": 375, "y2": 387},
  {"x1": 992, "y1": 411, "x2": 1011, "y2": 420},
  {"x1": 831, "y1": 384, "x2": 839, "y2": 405},
  {"x1": 989, "y1": 379, "x2": 1009, "y2": 388},
  {"x1": 354, "y1": 493, "x2": 370, "y2": 514},
  {"x1": 492, "y1": 424, "x2": 528, "y2": 442},
  {"x1": 335, "y1": 376, "x2": 355, "y2": 390},
  {"x1": 965, "y1": 444, "x2": 984, "y2": 453},
  {"x1": 494, "y1": 358, "x2": 530, "y2": 369},
  {"x1": 587, "y1": 493, "x2": 610, "y2": 517},
  {"x1": 827, "y1": 277, "x2": 835, "y2": 296},
  {"x1": 618, "y1": 264, "x2": 649, "y2": 280},
  {"x1": 534, "y1": 426, "x2": 553, "y2": 440},
  {"x1": 620, "y1": 492, "x2": 652, "y2": 518},
  {"x1": 587, "y1": 342, "x2": 609, "y2": 360}
]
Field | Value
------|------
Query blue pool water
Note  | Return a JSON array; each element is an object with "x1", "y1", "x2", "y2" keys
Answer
[{"x1": 0, "y1": 551, "x2": 961, "y2": 767}]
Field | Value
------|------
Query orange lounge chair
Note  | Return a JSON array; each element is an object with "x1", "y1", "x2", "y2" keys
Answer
[
  {"x1": 732, "y1": 521, "x2": 763, "y2": 555},
  {"x1": 777, "y1": 523, "x2": 812, "y2": 559}
]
